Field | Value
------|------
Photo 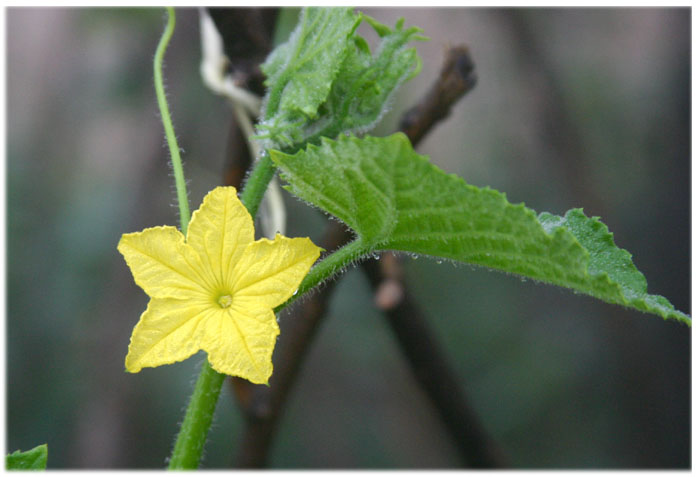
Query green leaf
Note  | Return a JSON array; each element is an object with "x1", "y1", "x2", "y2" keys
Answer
[
  {"x1": 6, "y1": 444, "x2": 48, "y2": 470},
  {"x1": 270, "y1": 133, "x2": 690, "y2": 324},
  {"x1": 258, "y1": 8, "x2": 424, "y2": 151}
]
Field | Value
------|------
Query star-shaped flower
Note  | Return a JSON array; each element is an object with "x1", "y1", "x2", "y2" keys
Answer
[{"x1": 117, "y1": 186, "x2": 321, "y2": 384}]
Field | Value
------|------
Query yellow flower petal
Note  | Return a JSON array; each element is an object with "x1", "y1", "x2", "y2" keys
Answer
[
  {"x1": 187, "y1": 187, "x2": 254, "y2": 290},
  {"x1": 203, "y1": 307, "x2": 279, "y2": 384},
  {"x1": 120, "y1": 186, "x2": 321, "y2": 383},
  {"x1": 118, "y1": 226, "x2": 213, "y2": 299},
  {"x1": 125, "y1": 296, "x2": 214, "y2": 372},
  {"x1": 232, "y1": 235, "x2": 321, "y2": 309}
]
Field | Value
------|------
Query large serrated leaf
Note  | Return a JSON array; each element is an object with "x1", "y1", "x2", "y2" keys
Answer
[
  {"x1": 6, "y1": 444, "x2": 48, "y2": 470},
  {"x1": 270, "y1": 133, "x2": 689, "y2": 324},
  {"x1": 258, "y1": 9, "x2": 424, "y2": 151}
]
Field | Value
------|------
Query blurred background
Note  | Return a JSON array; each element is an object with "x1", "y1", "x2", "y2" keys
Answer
[{"x1": 7, "y1": 7, "x2": 689, "y2": 469}]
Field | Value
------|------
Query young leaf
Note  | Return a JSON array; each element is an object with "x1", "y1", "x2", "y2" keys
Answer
[
  {"x1": 258, "y1": 9, "x2": 424, "y2": 151},
  {"x1": 261, "y1": 7, "x2": 359, "y2": 120},
  {"x1": 302, "y1": 13, "x2": 425, "y2": 143},
  {"x1": 6, "y1": 444, "x2": 48, "y2": 470},
  {"x1": 270, "y1": 133, "x2": 690, "y2": 324}
]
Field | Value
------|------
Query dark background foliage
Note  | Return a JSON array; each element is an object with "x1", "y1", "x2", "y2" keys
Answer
[{"x1": 7, "y1": 7, "x2": 689, "y2": 468}]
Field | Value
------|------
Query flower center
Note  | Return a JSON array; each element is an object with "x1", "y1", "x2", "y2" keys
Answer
[{"x1": 217, "y1": 294, "x2": 233, "y2": 308}]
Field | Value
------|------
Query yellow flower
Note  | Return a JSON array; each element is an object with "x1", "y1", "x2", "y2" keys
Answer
[{"x1": 117, "y1": 186, "x2": 321, "y2": 384}]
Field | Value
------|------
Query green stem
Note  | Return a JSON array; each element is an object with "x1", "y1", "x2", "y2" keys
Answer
[
  {"x1": 239, "y1": 152, "x2": 276, "y2": 218},
  {"x1": 276, "y1": 239, "x2": 371, "y2": 312},
  {"x1": 154, "y1": 6, "x2": 190, "y2": 232},
  {"x1": 167, "y1": 361, "x2": 226, "y2": 469}
]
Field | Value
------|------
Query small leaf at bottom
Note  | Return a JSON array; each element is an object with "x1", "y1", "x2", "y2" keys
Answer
[{"x1": 6, "y1": 444, "x2": 47, "y2": 470}]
